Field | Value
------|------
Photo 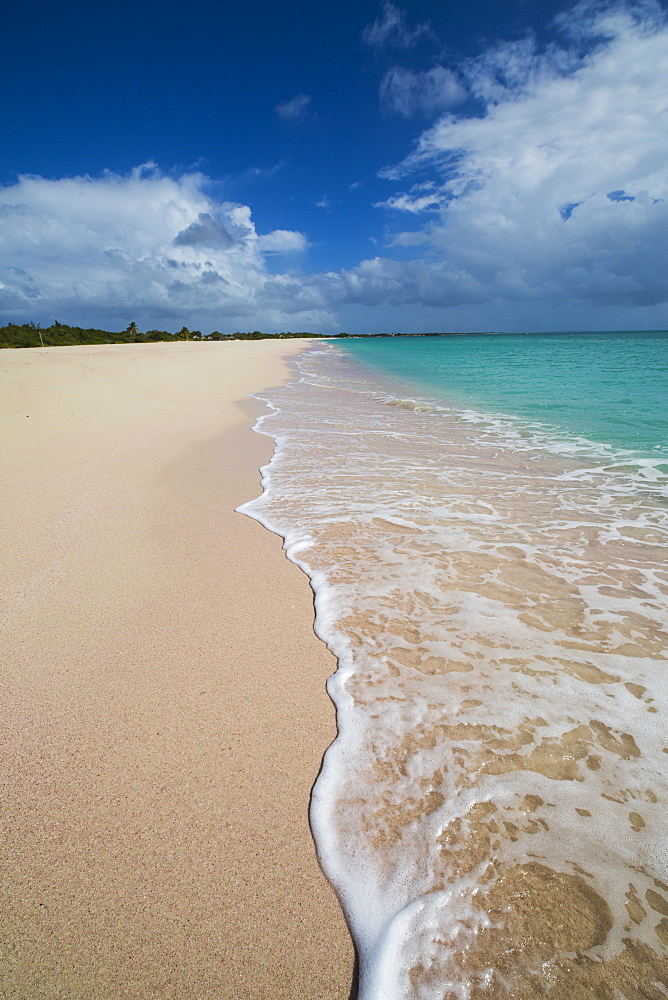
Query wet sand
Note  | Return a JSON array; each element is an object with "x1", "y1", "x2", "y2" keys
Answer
[{"x1": 0, "y1": 341, "x2": 353, "y2": 999}]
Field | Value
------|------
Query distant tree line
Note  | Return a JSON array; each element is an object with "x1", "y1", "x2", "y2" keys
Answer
[
  {"x1": 1, "y1": 322, "x2": 472, "y2": 349},
  {"x1": 0, "y1": 321, "x2": 336, "y2": 349}
]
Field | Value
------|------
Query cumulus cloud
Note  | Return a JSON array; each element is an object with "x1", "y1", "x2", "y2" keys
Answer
[
  {"x1": 380, "y1": 65, "x2": 466, "y2": 118},
  {"x1": 352, "y1": 1, "x2": 668, "y2": 322},
  {"x1": 173, "y1": 212, "x2": 236, "y2": 248},
  {"x1": 274, "y1": 93, "x2": 314, "y2": 122},
  {"x1": 0, "y1": 165, "x2": 330, "y2": 331},
  {"x1": 256, "y1": 229, "x2": 308, "y2": 252},
  {"x1": 362, "y1": 2, "x2": 434, "y2": 50},
  {"x1": 2, "y1": 2, "x2": 666, "y2": 336}
]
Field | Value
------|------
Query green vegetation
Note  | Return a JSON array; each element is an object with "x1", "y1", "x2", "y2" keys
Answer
[
  {"x1": 0, "y1": 324, "x2": 518, "y2": 348},
  {"x1": 0, "y1": 321, "x2": 328, "y2": 349}
]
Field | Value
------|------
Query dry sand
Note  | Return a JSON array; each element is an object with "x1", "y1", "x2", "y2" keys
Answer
[{"x1": 0, "y1": 341, "x2": 353, "y2": 999}]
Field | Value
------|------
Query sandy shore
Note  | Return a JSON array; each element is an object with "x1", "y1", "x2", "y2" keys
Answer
[{"x1": 0, "y1": 341, "x2": 353, "y2": 999}]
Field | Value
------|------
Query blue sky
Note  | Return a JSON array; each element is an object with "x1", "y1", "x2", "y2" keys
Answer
[{"x1": 1, "y1": 0, "x2": 667, "y2": 333}]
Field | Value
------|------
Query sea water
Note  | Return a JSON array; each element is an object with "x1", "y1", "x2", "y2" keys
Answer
[{"x1": 238, "y1": 331, "x2": 668, "y2": 998}]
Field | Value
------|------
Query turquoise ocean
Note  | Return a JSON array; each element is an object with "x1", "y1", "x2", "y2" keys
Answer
[
  {"x1": 240, "y1": 331, "x2": 668, "y2": 999},
  {"x1": 340, "y1": 331, "x2": 668, "y2": 465}
]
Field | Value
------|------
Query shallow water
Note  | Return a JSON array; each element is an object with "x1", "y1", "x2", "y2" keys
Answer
[
  {"x1": 339, "y1": 331, "x2": 668, "y2": 462},
  {"x1": 239, "y1": 337, "x2": 668, "y2": 999}
]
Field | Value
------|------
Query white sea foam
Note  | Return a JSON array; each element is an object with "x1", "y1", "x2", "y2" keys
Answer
[{"x1": 238, "y1": 343, "x2": 668, "y2": 998}]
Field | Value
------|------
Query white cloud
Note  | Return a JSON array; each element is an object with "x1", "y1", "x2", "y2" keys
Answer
[
  {"x1": 2, "y1": 2, "x2": 666, "y2": 337},
  {"x1": 380, "y1": 66, "x2": 466, "y2": 118},
  {"x1": 0, "y1": 166, "x2": 330, "y2": 332},
  {"x1": 362, "y1": 2, "x2": 434, "y2": 50},
  {"x1": 257, "y1": 229, "x2": 308, "y2": 253},
  {"x1": 377, "y1": 182, "x2": 442, "y2": 214},
  {"x1": 349, "y1": 1, "x2": 668, "y2": 323},
  {"x1": 386, "y1": 230, "x2": 431, "y2": 248},
  {"x1": 555, "y1": 0, "x2": 666, "y2": 43},
  {"x1": 274, "y1": 93, "x2": 314, "y2": 122}
]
